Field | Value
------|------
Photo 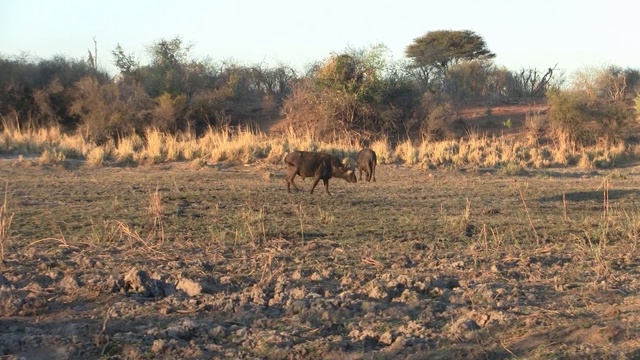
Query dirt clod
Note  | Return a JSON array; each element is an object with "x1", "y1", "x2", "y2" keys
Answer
[
  {"x1": 123, "y1": 268, "x2": 170, "y2": 298},
  {"x1": 176, "y1": 278, "x2": 203, "y2": 297}
]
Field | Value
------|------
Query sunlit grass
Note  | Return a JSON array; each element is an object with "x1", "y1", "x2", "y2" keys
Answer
[{"x1": 0, "y1": 125, "x2": 637, "y2": 170}]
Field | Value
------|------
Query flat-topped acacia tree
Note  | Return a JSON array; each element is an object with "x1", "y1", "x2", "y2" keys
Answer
[{"x1": 405, "y1": 30, "x2": 495, "y2": 91}]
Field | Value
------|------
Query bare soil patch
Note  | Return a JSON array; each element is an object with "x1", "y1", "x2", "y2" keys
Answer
[
  {"x1": 455, "y1": 98, "x2": 549, "y2": 137},
  {"x1": 1, "y1": 160, "x2": 640, "y2": 359}
]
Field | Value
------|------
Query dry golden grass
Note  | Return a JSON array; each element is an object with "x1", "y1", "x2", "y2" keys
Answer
[
  {"x1": 39, "y1": 146, "x2": 66, "y2": 165},
  {"x1": 396, "y1": 140, "x2": 419, "y2": 165},
  {"x1": 0, "y1": 125, "x2": 638, "y2": 170},
  {"x1": 0, "y1": 181, "x2": 13, "y2": 262},
  {"x1": 148, "y1": 186, "x2": 165, "y2": 244},
  {"x1": 370, "y1": 137, "x2": 394, "y2": 164},
  {"x1": 86, "y1": 146, "x2": 107, "y2": 167},
  {"x1": 142, "y1": 129, "x2": 165, "y2": 164}
]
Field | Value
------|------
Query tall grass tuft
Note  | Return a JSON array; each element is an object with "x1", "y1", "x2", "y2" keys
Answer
[
  {"x1": 114, "y1": 134, "x2": 144, "y2": 165},
  {"x1": 202, "y1": 126, "x2": 270, "y2": 164},
  {"x1": 86, "y1": 146, "x2": 107, "y2": 167},
  {"x1": 396, "y1": 140, "x2": 418, "y2": 165},
  {"x1": 164, "y1": 133, "x2": 182, "y2": 162},
  {"x1": 39, "y1": 146, "x2": 67, "y2": 165},
  {"x1": 266, "y1": 143, "x2": 287, "y2": 165},
  {"x1": 370, "y1": 137, "x2": 394, "y2": 164},
  {"x1": 148, "y1": 187, "x2": 165, "y2": 243},
  {"x1": 142, "y1": 129, "x2": 165, "y2": 164},
  {"x1": 0, "y1": 181, "x2": 13, "y2": 262},
  {"x1": 524, "y1": 111, "x2": 547, "y2": 146}
]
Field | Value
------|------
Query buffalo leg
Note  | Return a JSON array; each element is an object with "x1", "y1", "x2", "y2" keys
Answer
[
  {"x1": 310, "y1": 176, "x2": 322, "y2": 194},
  {"x1": 286, "y1": 167, "x2": 299, "y2": 193},
  {"x1": 322, "y1": 179, "x2": 331, "y2": 195}
]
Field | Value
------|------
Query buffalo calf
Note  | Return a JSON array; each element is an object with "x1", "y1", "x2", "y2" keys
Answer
[{"x1": 356, "y1": 149, "x2": 377, "y2": 182}]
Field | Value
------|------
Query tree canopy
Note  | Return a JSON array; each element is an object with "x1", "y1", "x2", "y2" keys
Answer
[{"x1": 405, "y1": 30, "x2": 495, "y2": 70}]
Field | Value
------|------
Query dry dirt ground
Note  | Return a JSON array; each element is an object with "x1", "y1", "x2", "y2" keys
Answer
[
  {"x1": 2, "y1": 159, "x2": 640, "y2": 359},
  {"x1": 454, "y1": 98, "x2": 549, "y2": 137}
]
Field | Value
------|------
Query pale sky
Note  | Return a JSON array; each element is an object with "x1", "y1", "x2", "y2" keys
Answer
[{"x1": 2, "y1": 0, "x2": 639, "y2": 77}]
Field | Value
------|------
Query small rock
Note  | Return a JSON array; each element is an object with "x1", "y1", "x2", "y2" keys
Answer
[
  {"x1": 321, "y1": 268, "x2": 334, "y2": 278},
  {"x1": 234, "y1": 327, "x2": 248, "y2": 339},
  {"x1": 165, "y1": 325, "x2": 192, "y2": 340},
  {"x1": 209, "y1": 325, "x2": 228, "y2": 339},
  {"x1": 379, "y1": 331, "x2": 394, "y2": 346},
  {"x1": 182, "y1": 318, "x2": 196, "y2": 328},
  {"x1": 431, "y1": 277, "x2": 460, "y2": 290},
  {"x1": 459, "y1": 319, "x2": 480, "y2": 331},
  {"x1": 151, "y1": 339, "x2": 165, "y2": 353},
  {"x1": 176, "y1": 278, "x2": 203, "y2": 297},
  {"x1": 310, "y1": 272, "x2": 323, "y2": 281},
  {"x1": 291, "y1": 270, "x2": 303, "y2": 280},
  {"x1": 358, "y1": 329, "x2": 378, "y2": 341},
  {"x1": 387, "y1": 336, "x2": 407, "y2": 351},
  {"x1": 604, "y1": 307, "x2": 621, "y2": 317},
  {"x1": 413, "y1": 281, "x2": 427, "y2": 291},
  {"x1": 158, "y1": 305, "x2": 174, "y2": 315},
  {"x1": 394, "y1": 289, "x2": 418, "y2": 303},
  {"x1": 123, "y1": 268, "x2": 167, "y2": 298},
  {"x1": 121, "y1": 345, "x2": 144, "y2": 359},
  {"x1": 340, "y1": 275, "x2": 353, "y2": 287},
  {"x1": 287, "y1": 299, "x2": 309, "y2": 314},
  {"x1": 365, "y1": 281, "x2": 388, "y2": 300},
  {"x1": 396, "y1": 275, "x2": 412, "y2": 287},
  {"x1": 60, "y1": 275, "x2": 79, "y2": 292},
  {"x1": 478, "y1": 313, "x2": 491, "y2": 326},
  {"x1": 289, "y1": 287, "x2": 306, "y2": 300},
  {"x1": 248, "y1": 285, "x2": 266, "y2": 305}
]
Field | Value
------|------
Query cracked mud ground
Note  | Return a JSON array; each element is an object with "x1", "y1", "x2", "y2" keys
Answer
[{"x1": 1, "y1": 160, "x2": 640, "y2": 359}]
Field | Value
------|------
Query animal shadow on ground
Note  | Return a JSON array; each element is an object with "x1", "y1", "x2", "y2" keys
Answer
[{"x1": 537, "y1": 189, "x2": 640, "y2": 202}]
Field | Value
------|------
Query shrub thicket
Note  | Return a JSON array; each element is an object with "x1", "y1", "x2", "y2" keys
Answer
[{"x1": 0, "y1": 34, "x2": 637, "y2": 148}]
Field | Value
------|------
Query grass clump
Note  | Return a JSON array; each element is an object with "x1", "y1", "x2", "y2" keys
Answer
[
  {"x1": 497, "y1": 162, "x2": 528, "y2": 176},
  {"x1": 0, "y1": 182, "x2": 13, "y2": 262},
  {"x1": 86, "y1": 146, "x2": 107, "y2": 167},
  {"x1": 39, "y1": 146, "x2": 66, "y2": 165}
]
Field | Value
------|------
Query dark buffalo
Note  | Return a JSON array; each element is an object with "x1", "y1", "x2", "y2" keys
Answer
[
  {"x1": 284, "y1": 150, "x2": 357, "y2": 194},
  {"x1": 356, "y1": 149, "x2": 377, "y2": 182}
]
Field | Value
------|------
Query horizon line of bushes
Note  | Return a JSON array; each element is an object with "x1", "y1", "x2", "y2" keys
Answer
[{"x1": 1, "y1": 35, "x2": 639, "y2": 151}]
